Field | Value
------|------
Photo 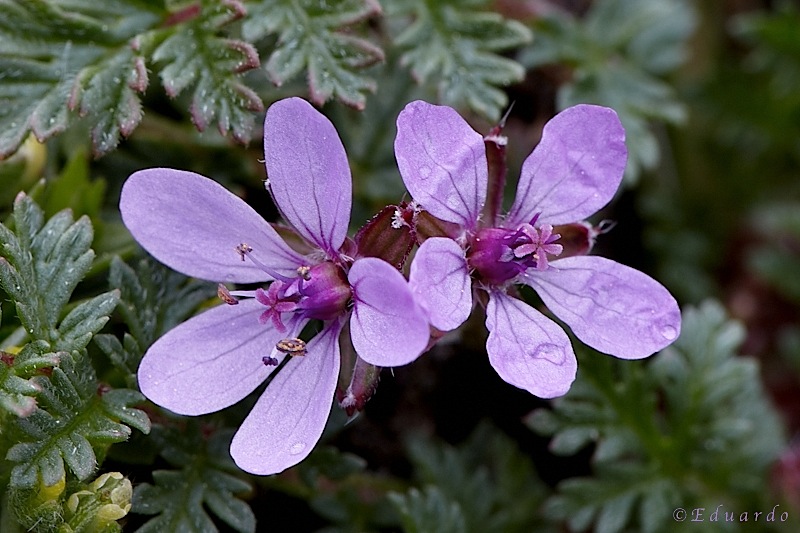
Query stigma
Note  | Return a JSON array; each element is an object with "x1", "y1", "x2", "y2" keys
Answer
[{"x1": 467, "y1": 218, "x2": 563, "y2": 285}]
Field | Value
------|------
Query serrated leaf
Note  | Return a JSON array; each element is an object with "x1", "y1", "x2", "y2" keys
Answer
[
  {"x1": 202, "y1": 471, "x2": 257, "y2": 533},
  {"x1": 131, "y1": 427, "x2": 255, "y2": 533},
  {"x1": 0, "y1": 355, "x2": 40, "y2": 417},
  {"x1": 0, "y1": 194, "x2": 99, "y2": 346},
  {"x1": 0, "y1": 0, "x2": 162, "y2": 157},
  {"x1": 56, "y1": 290, "x2": 120, "y2": 352},
  {"x1": 6, "y1": 353, "x2": 150, "y2": 489},
  {"x1": 73, "y1": 46, "x2": 149, "y2": 156},
  {"x1": 595, "y1": 492, "x2": 635, "y2": 533},
  {"x1": 389, "y1": 0, "x2": 530, "y2": 120},
  {"x1": 101, "y1": 388, "x2": 151, "y2": 434},
  {"x1": 548, "y1": 426, "x2": 596, "y2": 456},
  {"x1": 403, "y1": 423, "x2": 551, "y2": 533},
  {"x1": 638, "y1": 481, "x2": 680, "y2": 533},
  {"x1": 389, "y1": 487, "x2": 467, "y2": 533},
  {"x1": 535, "y1": 302, "x2": 784, "y2": 532},
  {"x1": 152, "y1": 0, "x2": 263, "y2": 142},
  {"x1": 0, "y1": 323, "x2": 48, "y2": 418},
  {"x1": 93, "y1": 333, "x2": 141, "y2": 387},
  {"x1": 244, "y1": 0, "x2": 384, "y2": 109}
]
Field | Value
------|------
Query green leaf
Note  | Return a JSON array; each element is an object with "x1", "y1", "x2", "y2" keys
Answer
[
  {"x1": 243, "y1": 0, "x2": 384, "y2": 109},
  {"x1": 389, "y1": 0, "x2": 531, "y2": 120},
  {"x1": 131, "y1": 426, "x2": 255, "y2": 533},
  {"x1": 399, "y1": 423, "x2": 552, "y2": 533},
  {"x1": 519, "y1": 0, "x2": 696, "y2": 182},
  {"x1": 0, "y1": 0, "x2": 162, "y2": 157},
  {"x1": 0, "y1": 350, "x2": 42, "y2": 417},
  {"x1": 72, "y1": 45, "x2": 149, "y2": 157},
  {"x1": 0, "y1": 194, "x2": 97, "y2": 346},
  {"x1": 0, "y1": 341, "x2": 59, "y2": 418},
  {"x1": 56, "y1": 291, "x2": 120, "y2": 353},
  {"x1": 531, "y1": 301, "x2": 785, "y2": 532},
  {"x1": 389, "y1": 487, "x2": 467, "y2": 533},
  {"x1": 6, "y1": 353, "x2": 150, "y2": 489},
  {"x1": 152, "y1": 0, "x2": 263, "y2": 142}
]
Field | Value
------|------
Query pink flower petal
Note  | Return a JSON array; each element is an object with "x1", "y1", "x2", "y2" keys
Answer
[
  {"x1": 263, "y1": 98, "x2": 352, "y2": 257},
  {"x1": 506, "y1": 105, "x2": 627, "y2": 228},
  {"x1": 395, "y1": 100, "x2": 487, "y2": 229},
  {"x1": 349, "y1": 257, "x2": 429, "y2": 367},
  {"x1": 229, "y1": 319, "x2": 344, "y2": 475},
  {"x1": 485, "y1": 291, "x2": 577, "y2": 398},
  {"x1": 409, "y1": 237, "x2": 472, "y2": 331},
  {"x1": 525, "y1": 256, "x2": 681, "y2": 359},
  {"x1": 137, "y1": 299, "x2": 304, "y2": 415},
  {"x1": 120, "y1": 169, "x2": 304, "y2": 283}
]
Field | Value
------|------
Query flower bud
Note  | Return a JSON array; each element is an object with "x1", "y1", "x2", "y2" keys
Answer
[
  {"x1": 65, "y1": 472, "x2": 133, "y2": 531},
  {"x1": 354, "y1": 203, "x2": 417, "y2": 269}
]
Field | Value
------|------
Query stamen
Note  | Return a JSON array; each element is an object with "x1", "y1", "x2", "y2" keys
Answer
[
  {"x1": 262, "y1": 356, "x2": 279, "y2": 366},
  {"x1": 235, "y1": 242, "x2": 295, "y2": 283},
  {"x1": 297, "y1": 265, "x2": 311, "y2": 281},
  {"x1": 217, "y1": 284, "x2": 239, "y2": 305},
  {"x1": 235, "y1": 243, "x2": 252, "y2": 261},
  {"x1": 276, "y1": 337, "x2": 307, "y2": 357}
]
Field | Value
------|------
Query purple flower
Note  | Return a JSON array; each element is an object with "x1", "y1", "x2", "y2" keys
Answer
[
  {"x1": 396, "y1": 101, "x2": 681, "y2": 398},
  {"x1": 119, "y1": 97, "x2": 429, "y2": 475}
]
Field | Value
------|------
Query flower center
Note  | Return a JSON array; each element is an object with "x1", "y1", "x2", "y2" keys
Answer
[
  {"x1": 255, "y1": 262, "x2": 352, "y2": 332},
  {"x1": 467, "y1": 219, "x2": 563, "y2": 285},
  {"x1": 231, "y1": 243, "x2": 353, "y2": 334}
]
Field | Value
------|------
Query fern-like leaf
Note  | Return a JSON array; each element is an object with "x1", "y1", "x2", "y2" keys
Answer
[
  {"x1": 6, "y1": 353, "x2": 150, "y2": 489},
  {"x1": 390, "y1": 0, "x2": 531, "y2": 120},
  {"x1": 529, "y1": 301, "x2": 784, "y2": 533}
]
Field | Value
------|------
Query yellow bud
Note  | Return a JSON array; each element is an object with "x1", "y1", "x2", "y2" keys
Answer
[{"x1": 38, "y1": 473, "x2": 66, "y2": 502}]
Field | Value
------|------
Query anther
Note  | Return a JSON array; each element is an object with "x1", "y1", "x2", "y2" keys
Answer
[
  {"x1": 235, "y1": 243, "x2": 253, "y2": 261},
  {"x1": 276, "y1": 338, "x2": 307, "y2": 357},
  {"x1": 262, "y1": 356, "x2": 279, "y2": 366},
  {"x1": 297, "y1": 265, "x2": 311, "y2": 281},
  {"x1": 217, "y1": 284, "x2": 239, "y2": 305}
]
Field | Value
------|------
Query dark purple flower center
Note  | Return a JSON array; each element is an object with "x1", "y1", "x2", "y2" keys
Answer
[
  {"x1": 255, "y1": 262, "x2": 352, "y2": 332},
  {"x1": 467, "y1": 219, "x2": 563, "y2": 286}
]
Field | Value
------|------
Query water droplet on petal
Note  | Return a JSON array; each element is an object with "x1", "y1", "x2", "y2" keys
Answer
[
  {"x1": 660, "y1": 325, "x2": 678, "y2": 341},
  {"x1": 418, "y1": 165, "x2": 431, "y2": 179},
  {"x1": 289, "y1": 442, "x2": 305, "y2": 455},
  {"x1": 531, "y1": 343, "x2": 565, "y2": 365}
]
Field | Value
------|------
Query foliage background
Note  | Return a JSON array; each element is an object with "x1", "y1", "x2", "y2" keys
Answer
[{"x1": 1, "y1": 0, "x2": 799, "y2": 531}]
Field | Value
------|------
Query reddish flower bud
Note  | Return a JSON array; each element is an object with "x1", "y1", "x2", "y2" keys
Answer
[{"x1": 354, "y1": 203, "x2": 417, "y2": 269}]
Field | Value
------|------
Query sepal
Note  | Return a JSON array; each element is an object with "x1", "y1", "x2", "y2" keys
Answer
[
  {"x1": 414, "y1": 211, "x2": 464, "y2": 243},
  {"x1": 354, "y1": 203, "x2": 417, "y2": 269},
  {"x1": 483, "y1": 122, "x2": 509, "y2": 226},
  {"x1": 336, "y1": 327, "x2": 381, "y2": 417},
  {"x1": 551, "y1": 221, "x2": 599, "y2": 258}
]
